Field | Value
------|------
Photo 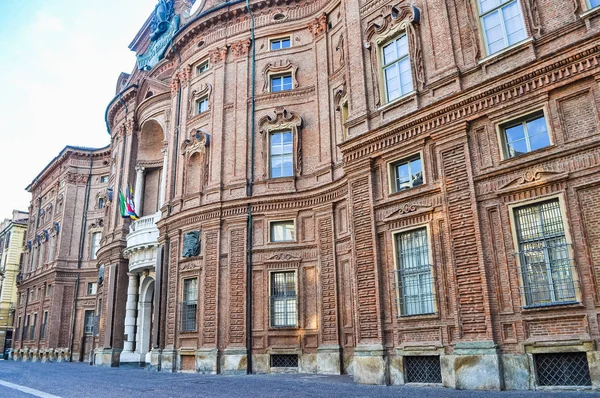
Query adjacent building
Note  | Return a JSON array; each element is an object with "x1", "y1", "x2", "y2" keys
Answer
[
  {"x1": 0, "y1": 210, "x2": 28, "y2": 358},
  {"x1": 12, "y1": 146, "x2": 110, "y2": 362},
  {"x1": 11, "y1": 0, "x2": 600, "y2": 391}
]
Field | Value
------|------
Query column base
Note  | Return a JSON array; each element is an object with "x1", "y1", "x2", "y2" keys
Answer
[
  {"x1": 146, "y1": 348, "x2": 162, "y2": 371},
  {"x1": 443, "y1": 341, "x2": 502, "y2": 390},
  {"x1": 161, "y1": 349, "x2": 177, "y2": 372},
  {"x1": 352, "y1": 344, "x2": 387, "y2": 385},
  {"x1": 94, "y1": 348, "x2": 122, "y2": 367},
  {"x1": 120, "y1": 350, "x2": 141, "y2": 364},
  {"x1": 221, "y1": 348, "x2": 247, "y2": 374},
  {"x1": 317, "y1": 345, "x2": 341, "y2": 375},
  {"x1": 195, "y1": 348, "x2": 218, "y2": 374}
]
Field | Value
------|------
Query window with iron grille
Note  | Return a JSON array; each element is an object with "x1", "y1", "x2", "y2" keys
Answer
[
  {"x1": 394, "y1": 228, "x2": 434, "y2": 316},
  {"x1": 180, "y1": 278, "x2": 198, "y2": 332},
  {"x1": 84, "y1": 310, "x2": 95, "y2": 335},
  {"x1": 270, "y1": 271, "x2": 297, "y2": 328},
  {"x1": 270, "y1": 354, "x2": 298, "y2": 368},
  {"x1": 535, "y1": 353, "x2": 591, "y2": 386},
  {"x1": 40, "y1": 311, "x2": 48, "y2": 339},
  {"x1": 405, "y1": 356, "x2": 442, "y2": 383},
  {"x1": 514, "y1": 199, "x2": 578, "y2": 307}
]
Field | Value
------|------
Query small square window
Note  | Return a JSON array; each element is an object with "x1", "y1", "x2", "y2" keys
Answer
[
  {"x1": 270, "y1": 37, "x2": 291, "y2": 51},
  {"x1": 390, "y1": 155, "x2": 423, "y2": 193},
  {"x1": 500, "y1": 111, "x2": 550, "y2": 158},
  {"x1": 270, "y1": 221, "x2": 295, "y2": 242},
  {"x1": 197, "y1": 97, "x2": 209, "y2": 114},
  {"x1": 87, "y1": 282, "x2": 97, "y2": 295},
  {"x1": 196, "y1": 60, "x2": 209, "y2": 75},
  {"x1": 270, "y1": 74, "x2": 293, "y2": 92},
  {"x1": 100, "y1": 175, "x2": 109, "y2": 183}
]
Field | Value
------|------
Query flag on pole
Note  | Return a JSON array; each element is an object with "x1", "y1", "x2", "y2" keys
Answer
[
  {"x1": 119, "y1": 190, "x2": 128, "y2": 219},
  {"x1": 125, "y1": 185, "x2": 139, "y2": 220}
]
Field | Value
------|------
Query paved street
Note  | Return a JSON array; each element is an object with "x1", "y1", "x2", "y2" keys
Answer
[{"x1": 0, "y1": 361, "x2": 594, "y2": 398}]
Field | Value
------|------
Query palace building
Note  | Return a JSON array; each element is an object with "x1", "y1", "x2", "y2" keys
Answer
[
  {"x1": 12, "y1": 146, "x2": 110, "y2": 363},
  {"x1": 16, "y1": 0, "x2": 600, "y2": 390}
]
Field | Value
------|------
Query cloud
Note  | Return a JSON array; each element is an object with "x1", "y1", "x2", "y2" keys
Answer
[{"x1": 31, "y1": 11, "x2": 65, "y2": 35}]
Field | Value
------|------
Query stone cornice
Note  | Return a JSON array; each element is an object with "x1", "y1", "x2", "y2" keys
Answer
[
  {"x1": 340, "y1": 42, "x2": 600, "y2": 164},
  {"x1": 106, "y1": 85, "x2": 138, "y2": 133}
]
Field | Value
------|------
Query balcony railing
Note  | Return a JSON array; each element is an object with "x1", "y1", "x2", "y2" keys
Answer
[{"x1": 125, "y1": 212, "x2": 161, "y2": 273}]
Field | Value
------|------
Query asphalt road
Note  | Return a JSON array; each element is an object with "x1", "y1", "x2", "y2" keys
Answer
[{"x1": 0, "y1": 360, "x2": 594, "y2": 398}]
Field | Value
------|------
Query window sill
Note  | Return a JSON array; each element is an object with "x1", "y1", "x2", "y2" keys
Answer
[
  {"x1": 268, "y1": 326, "x2": 299, "y2": 331},
  {"x1": 521, "y1": 301, "x2": 583, "y2": 313},
  {"x1": 378, "y1": 91, "x2": 416, "y2": 112},
  {"x1": 389, "y1": 183, "x2": 425, "y2": 198},
  {"x1": 579, "y1": 6, "x2": 600, "y2": 19},
  {"x1": 499, "y1": 144, "x2": 555, "y2": 164},
  {"x1": 478, "y1": 37, "x2": 534, "y2": 65},
  {"x1": 397, "y1": 312, "x2": 438, "y2": 320}
]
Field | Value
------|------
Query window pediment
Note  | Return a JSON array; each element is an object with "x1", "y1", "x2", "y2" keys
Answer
[
  {"x1": 262, "y1": 60, "x2": 299, "y2": 93},
  {"x1": 259, "y1": 107, "x2": 303, "y2": 179},
  {"x1": 187, "y1": 83, "x2": 212, "y2": 118}
]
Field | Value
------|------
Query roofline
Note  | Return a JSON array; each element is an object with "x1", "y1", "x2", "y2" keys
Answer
[
  {"x1": 104, "y1": 84, "x2": 139, "y2": 135},
  {"x1": 25, "y1": 145, "x2": 111, "y2": 192}
]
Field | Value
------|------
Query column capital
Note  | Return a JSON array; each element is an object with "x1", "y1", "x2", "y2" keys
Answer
[
  {"x1": 135, "y1": 166, "x2": 146, "y2": 173},
  {"x1": 161, "y1": 146, "x2": 168, "y2": 155}
]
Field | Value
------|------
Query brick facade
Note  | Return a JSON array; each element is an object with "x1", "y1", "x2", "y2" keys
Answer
[
  {"x1": 12, "y1": 146, "x2": 109, "y2": 363},
  {"x1": 91, "y1": 0, "x2": 600, "y2": 390}
]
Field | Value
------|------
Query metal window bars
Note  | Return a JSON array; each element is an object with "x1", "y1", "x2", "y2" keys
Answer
[
  {"x1": 40, "y1": 323, "x2": 46, "y2": 339},
  {"x1": 270, "y1": 271, "x2": 297, "y2": 328},
  {"x1": 535, "y1": 353, "x2": 591, "y2": 386},
  {"x1": 84, "y1": 312, "x2": 95, "y2": 335},
  {"x1": 179, "y1": 301, "x2": 197, "y2": 332},
  {"x1": 405, "y1": 356, "x2": 442, "y2": 383},
  {"x1": 270, "y1": 354, "x2": 299, "y2": 368},
  {"x1": 514, "y1": 200, "x2": 578, "y2": 307},
  {"x1": 394, "y1": 228, "x2": 435, "y2": 316}
]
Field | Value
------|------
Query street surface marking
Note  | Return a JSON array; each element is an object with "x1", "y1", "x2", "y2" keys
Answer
[{"x1": 0, "y1": 379, "x2": 62, "y2": 398}]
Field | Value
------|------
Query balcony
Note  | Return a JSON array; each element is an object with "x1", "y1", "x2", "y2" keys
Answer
[{"x1": 124, "y1": 212, "x2": 161, "y2": 273}]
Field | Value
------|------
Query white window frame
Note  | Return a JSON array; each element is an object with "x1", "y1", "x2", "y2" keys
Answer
[
  {"x1": 392, "y1": 224, "x2": 436, "y2": 317},
  {"x1": 197, "y1": 96, "x2": 209, "y2": 114},
  {"x1": 270, "y1": 36, "x2": 291, "y2": 51},
  {"x1": 269, "y1": 270, "x2": 298, "y2": 328},
  {"x1": 380, "y1": 32, "x2": 414, "y2": 103},
  {"x1": 268, "y1": 131, "x2": 294, "y2": 178},
  {"x1": 269, "y1": 220, "x2": 296, "y2": 243},
  {"x1": 477, "y1": 0, "x2": 528, "y2": 56},
  {"x1": 91, "y1": 232, "x2": 102, "y2": 260},
  {"x1": 196, "y1": 59, "x2": 210, "y2": 75},
  {"x1": 100, "y1": 175, "x2": 109, "y2": 183},
  {"x1": 87, "y1": 282, "x2": 98, "y2": 295},
  {"x1": 588, "y1": 0, "x2": 600, "y2": 10},
  {"x1": 388, "y1": 152, "x2": 424, "y2": 194},
  {"x1": 270, "y1": 73, "x2": 293, "y2": 92},
  {"x1": 496, "y1": 108, "x2": 552, "y2": 160}
]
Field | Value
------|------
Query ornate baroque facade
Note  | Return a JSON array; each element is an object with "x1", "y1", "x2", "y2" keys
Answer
[
  {"x1": 12, "y1": 146, "x2": 110, "y2": 363},
  {"x1": 91, "y1": 0, "x2": 600, "y2": 390}
]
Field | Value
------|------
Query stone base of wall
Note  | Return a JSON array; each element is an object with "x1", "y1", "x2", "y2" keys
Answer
[
  {"x1": 94, "y1": 348, "x2": 122, "y2": 367},
  {"x1": 352, "y1": 345, "x2": 387, "y2": 385},
  {"x1": 221, "y1": 348, "x2": 247, "y2": 374},
  {"x1": 317, "y1": 345, "x2": 341, "y2": 375},
  {"x1": 195, "y1": 348, "x2": 218, "y2": 374}
]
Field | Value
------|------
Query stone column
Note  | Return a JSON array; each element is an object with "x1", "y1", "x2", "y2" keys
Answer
[
  {"x1": 122, "y1": 273, "x2": 138, "y2": 355},
  {"x1": 159, "y1": 147, "x2": 168, "y2": 208},
  {"x1": 134, "y1": 166, "x2": 145, "y2": 217}
]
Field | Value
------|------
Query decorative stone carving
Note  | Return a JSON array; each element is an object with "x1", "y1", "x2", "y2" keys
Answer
[
  {"x1": 334, "y1": 77, "x2": 347, "y2": 111},
  {"x1": 266, "y1": 253, "x2": 302, "y2": 262},
  {"x1": 230, "y1": 38, "x2": 251, "y2": 58},
  {"x1": 463, "y1": 0, "x2": 482, "y2": 63},
  {"x1": 364, "y1": 3, "x2": 425, "y2": 105},
  {"x1": 170, "y1": 77, "x2": 180, "y2": 94},
  {"x1": 261, "y1": 60, "x2": 299, "y2": 93},
  {"x1": 183, "y1": 231, "x2": 201, "y2": 258},
  {"x1": 182, "y1": 129, "x2": 210, "y2": 155},
  {"x1": 524, "y1": 0, "x2": 542, "y2": 36},
  {"x1": 498, "y1": 169, "x2": 568, "y2": 191},
  {"x1": 308, "y1": 13, "x2": 327, "y2": 38},
  {"x1": 259, "y1": 107, "x2": 303, "y2": 178},
  {"x1": 182, "y1": 130, "x2": 210, "y2": 195},
  {"x1": 209, "y1": 46, "x2": 228, "y2": 65}
]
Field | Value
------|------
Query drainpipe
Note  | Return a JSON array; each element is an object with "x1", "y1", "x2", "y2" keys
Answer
[
  {"x1": 20, "y1": 288, "x2": 29, "y2": 349},
  {"x1": 171, "y1": 41, "x2": 183, "y2": 201},
  {"x1": 245, "y1": 0, "x2": 256, "y2": 375},
  {"x1": 69, "y1": 149, "x2": 94, "y2": 361}
]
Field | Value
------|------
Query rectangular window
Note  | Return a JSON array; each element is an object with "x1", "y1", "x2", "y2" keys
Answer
[
  {"x1": 24, "y1": 315, "x2": 30, "y2": 340},
  {"x1": 91, "y1": 232, "x2": 102, "y2": 260},
  {"x1": 381, "y1": 33, "x2": 413, "y2": 102},
  {"x1": 100, "y1": 175, "x2": 109, "y2": 183},
  {"x1": 180, "y1": 278, "x2": 198, "y2": 332},
  {"x1": 196, "y1": 60, "x2": 209, "y2": 75},
  {"x1": 197, "y1": 97, "x2": 209, "y2": 114},
  {"x1": 40, "y1": 311, "x2": 48, "y2": 339},
  {"x1": 405, "y1": 356, "x2": 442, "y2": 384},
  {"x1": 15, "y1": 317, "x2": 21, "y2": 341},
  {"x1": 590, "y1": 0, "x2": 600, "y2": 9},
  {"x1": 269, "y1": 131, "x2": 293, "y2": 178},
  {"x1": 501, "y1": 111, "x2": 550, "y2": 158},
  {"x1": 45, "y1": 284, "x2": 52, "y2": 297},
  {"x1": 514, "y1": 199, "x2": 577, "y2": 307},
  {"x1": 534, "y1": 353, "x2": 591, "y2": 386},
  {"x1": 87, "y1": 282, "x2": 98, "y2": 295},
  {"x1": 270, "y1": 74, "x2": 293, "y2": 92},
  {"x1": 270, "y1": 221, "x2": 296, "y2": 242},
  {"x1": 30, "y1": 313, "x2": 37, "y2": 340},
  {"x1": 478, "y1": 0, "x2": 527, "y2": 55},
  {"x1": 395, "y1": 227, "x2": 434, "y2": 316},
  {"x1": 270, "y1": 271, "x2": 297, "y2": 328},
  {"x1": 84, "y1": 310, "x2": 95, "y2": 335},
  {"x1": 270, "y1": 37, "x2": 291, "y2": 50},
  {"x1": 98, "y1": 198, "x2": 105, "y2": 209},
  {"x1": 390, "y1": 155, "x2": 423, "y2": 193}
]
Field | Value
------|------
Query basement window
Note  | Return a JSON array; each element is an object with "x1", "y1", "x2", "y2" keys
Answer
[
  {"x1": 535, "y1": 353, "x2": 591, "y2": 386},
  {"x1": 270, "y1": 354, "x2": 298, "y2": 368},
  {"x1": 404, "y1": 356, "x2": 442, "y2": 384}
]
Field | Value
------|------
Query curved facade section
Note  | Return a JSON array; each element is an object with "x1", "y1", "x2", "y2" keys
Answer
[{"x1": 93, "y1": 0, "x2": 600, "y2": 390}]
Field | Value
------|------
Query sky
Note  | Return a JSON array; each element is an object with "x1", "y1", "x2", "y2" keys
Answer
[{"x1": 0, "y1": 0, "x2": 158, "y2": 218}]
